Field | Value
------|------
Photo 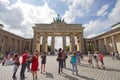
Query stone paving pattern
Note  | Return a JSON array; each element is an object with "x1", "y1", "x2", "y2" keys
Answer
[{"x1": 0, "y1": 55, "x2": 120, "y2": 80}]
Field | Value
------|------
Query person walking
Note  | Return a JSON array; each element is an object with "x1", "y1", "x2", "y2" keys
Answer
[
  {"x1": 12, "y1": 53, "x2": 20, "y2": 79},
  {"x1": 98, "y1": 51, "x2": 105, "y2": 69},
  {"x1": 71, "y1": 51, "x2": 78, "y2": 75},
  {"x1": 93, "y1": 51, "x2": 100, "y2": 69},
  {"x1": 115, "y1": 51, "x2": 119, "y2": 60},
  {"x1": 26, "y1": 52, "x2": 32, "y2": 72},
  {"x1": 41, "y1": 52, "x2": 46, "y2": 73},
  {"x1": 57, "y1": 48, "x2": 63, "y2": 74},
  {"x1": 62, "y1": 50, "x2": 67, "y2": 68},
  {"x1": 78, "y1": 51, "x2": 81, "y2": 65},
  {"x1": 88, "y1": 51, "x2": 94, "y2": 68},
  {"x1": 31, "y1": 50, "x2": 39, "y2": 80},
  {"x1": 20, "y1": 50, "x2": 28, "y2": 80}
]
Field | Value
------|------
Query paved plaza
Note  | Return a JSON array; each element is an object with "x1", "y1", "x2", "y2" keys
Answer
[{"x1": 0, "y1": 55, "x2": 120, "y2": 80}]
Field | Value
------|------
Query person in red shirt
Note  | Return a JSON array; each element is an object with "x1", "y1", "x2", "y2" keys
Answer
[
  {"x1": 98, "y1": 51, "x2": 105, "y2": 69},
  {"x1": 20, "y1": 50, "x2": 28, "y2": 79},
  {"x1": 31, "y1": 50, "x2": 39, "y2": 80}
]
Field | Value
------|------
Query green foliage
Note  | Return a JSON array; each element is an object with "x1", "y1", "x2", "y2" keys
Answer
[
  {"x1": 66, "y1": 46, "x2": 70, "y2": 51},
  {"x1": 48, "y1": 45, "x2": 51, "y2": 52}
]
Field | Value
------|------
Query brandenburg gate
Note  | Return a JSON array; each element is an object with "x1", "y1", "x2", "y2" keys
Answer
[{"x1": 32, "y1": 15, "x2": 84, "y2": 53}]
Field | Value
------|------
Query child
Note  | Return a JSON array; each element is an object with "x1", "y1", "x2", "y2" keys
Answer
[
  {"x1": 98, "y1": 51, "x2": 105, "y2": 69},
  {"x1": 88, "y1": 51, "x2": 94, "y2": 68},
  {"x1": 41, "y1": 52, "x2": 46, "y2": 73},
  {"x1": 94, "y1": 51, "x2": 100, "y2": 69},
  {"x1": 12, "y1": 54, "x2": 20, "y2": 79},
  {"x1": 31, "y1": 50, "x2": 39, "y2": 80}
]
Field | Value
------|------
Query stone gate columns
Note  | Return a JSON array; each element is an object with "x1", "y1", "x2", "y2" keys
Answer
[
  {"x1": 33, "y1": 33, "x2": 40, "y2": 52},
  {"x1": 111, "y1": 36, "x2": 117, "y2": 52},
  {"x1": 8, "y1": 37, "x2": 11, "y2": 51},
  {"x1": 98, "y1": 39, "x2": 102, "y2": 51},
  {"x1": 42, "y1": 33, "x2": 47, "y2": 52},
  {"x1": 94, "y1": 40, "x2": 97, "y2": 50},
  {"x1": 14, "y1": 39, "x2": 18, "y2": 51},
  {"x1": 0, "y1": 35, "x2": 3, "y2": 52},
  {"x1": 44, "y1": 33, "x2": 48, "y2": 52},
  {"x1": 36, "y1": 34, "x2": 40, "y2": 52},
  {"x1": 19, "y1": 40, "x2": 22, "y2": 52},
  {"x1": 33, "y1": 33, "x2": 36, "y2": 52},
  {"x1": 104, "y1": 37, "x2": 107, "y2": 52},
  {"x1": 1, "y1": 37, "x2": 5, "y2": 52},
  {"x1": 62, "y1": 33, "x2": 66, "y2": 51},
  {"x1": 51, "y1": 32, "x2": 55, "y2": 53},
  {"x1": 77, "y1": 32, "x2": 82, "y2": 52},
  {"x1": 70, "y1": 32, "x2": 75, "y2": 52}
]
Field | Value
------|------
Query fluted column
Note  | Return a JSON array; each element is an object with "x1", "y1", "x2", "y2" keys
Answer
[
  {"x1": 62, "y1": 33, "x2": 66, "y2": 51},
  {"x1": 94, "y1": 40, "x2": 97, "y2": 50},
  {"x1": 29, "y1": 41, "x2": 31, "y2": 51},
  {"x1": 14, "y1": 39, "x2": 18, "y2": 51},
  {"x1": 19, "y1": 40, "x2": 22, "y2": 52},
  {"x1": 104, "y1": 37, "x2": 107, "y2": 52},
  {"x1": 33, "y1": 33, "x2": 40, "y2": 52},
  {"x1": 70, "y1": 32, "x2": 75, "y2": 52},
  {"x1": 36, "y1": 34, "x2": 40, "y2": 52},
  {"x1": 32, "y1": 33, "x2": 37, "y2": 52},
  {"x1": 51, "y1": 32, "x2": 55, "y2": 53},
  {"x1": 42, "y1": 33, "x2": 47, "y2": 52},
  {"x1": 98, "y1": 39, "x2": 102, "y2": 51},
  {"x1": 81, "y1": 32, "x2": 84, "y2": 52},
  {"x1": 2, "y1": 37, "x2": 6, "y2": 52},
  {"x1": 77, "y1": 32, "x2": 82, "y2": 52},
  {"x1": 0, "y1": 35, "x2": 2, "y2": 52},
  {"x1": 44, "y1": 35, "x2": 48, "y2": 52},
  {"x1": 1, "y1": 36, "x2": 5, "y2": 52},
  {"x1": 111, "y1": 36, "x2": 117, "y2": 52},
  {"x1": 8, "y1": 37, "x2": 11, "y2": 51}
]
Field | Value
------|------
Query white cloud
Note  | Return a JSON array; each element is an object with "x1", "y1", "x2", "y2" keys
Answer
[
  {"x1": 84, "y1": 20, "x2": 103, "y2": 38},
  {"x1": 0, "y1": 0, "x2": 57, "y2": 38},
  {"x1": 97, "y1": 4, "x2": 109, "y2": 16},
  {"x1": 108, "y1": 0, "x2": 120, "y2": 23},
  {"x1": 62, "y1": 0, "x2": 94, "y2": 23},
  {"x1": 84, "y1": 0, "x2": 120, "y2": 38}
]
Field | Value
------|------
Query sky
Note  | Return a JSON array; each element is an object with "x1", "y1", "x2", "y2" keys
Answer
[{"x1": 0, "y1": 0, "x2": 120, "y2": 48}]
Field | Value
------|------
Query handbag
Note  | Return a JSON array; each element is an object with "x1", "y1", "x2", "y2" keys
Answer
[{"x1": 56, "y1": 57, "x2": 60, "y2": 61}]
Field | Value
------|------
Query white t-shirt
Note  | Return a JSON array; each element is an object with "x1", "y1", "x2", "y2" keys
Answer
[{"x1": 88, "y1": 54, "x2": 92, "y2": 60}]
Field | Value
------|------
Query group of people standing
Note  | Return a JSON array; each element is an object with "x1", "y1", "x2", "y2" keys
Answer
[
  {"x1": 12, "y1": 50, "x2": 46, "y2": 80},
  {"x1": 57, "y1": 48, "x2": 82, "y2": 75},
  {"x1": 2, "y1": 48, "x2": 119, "y2": 80},
  {"x1": 57, "y1": 49, "x2": 106, "y2": 75},
  {"x1": 111, "y1": 51, "x2": 119, "y2": 60},
  {"x1": 57, "y1": 48, "x2": 68, "y2": 74},
  {"x1": 88, "y1": 50, "x2": 105, "y2": 69}
]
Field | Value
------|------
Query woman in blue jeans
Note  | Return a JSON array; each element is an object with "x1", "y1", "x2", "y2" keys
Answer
[
  {"x1": 71, "y1": 51, "x2": 78, "y2": 75},
  {"x1": 58, "y1": 48, "x2": 63, "y2": 74}
]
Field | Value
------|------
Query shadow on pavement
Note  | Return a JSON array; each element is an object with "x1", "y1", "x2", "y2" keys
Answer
[
  {"x1": 77, "y1": 74, "x2": 95, "y2": 80},
  {"x1": 100, "y1": 67, "x2": 120, "y2": 72},
  {"x1": 65, "y1": 67, "x2": 73, "y2": 71},
  {"x1": 60, "y1": 73, "x2": 79, "y2": 80},
  {"x1": 79, "y1": 63, "x2": 90, "y2": 68},
  {"x1": 43, "y1": 72, "x2": 54, "y2": 78},
  {"x1": 60, "y1": 72, "x2": 95, "y2": 80}
]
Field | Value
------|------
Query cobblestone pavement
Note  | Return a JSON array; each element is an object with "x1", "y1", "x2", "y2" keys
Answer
[{"x1": 0, "y1": 55, "x2": 120, "y2": 80}]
